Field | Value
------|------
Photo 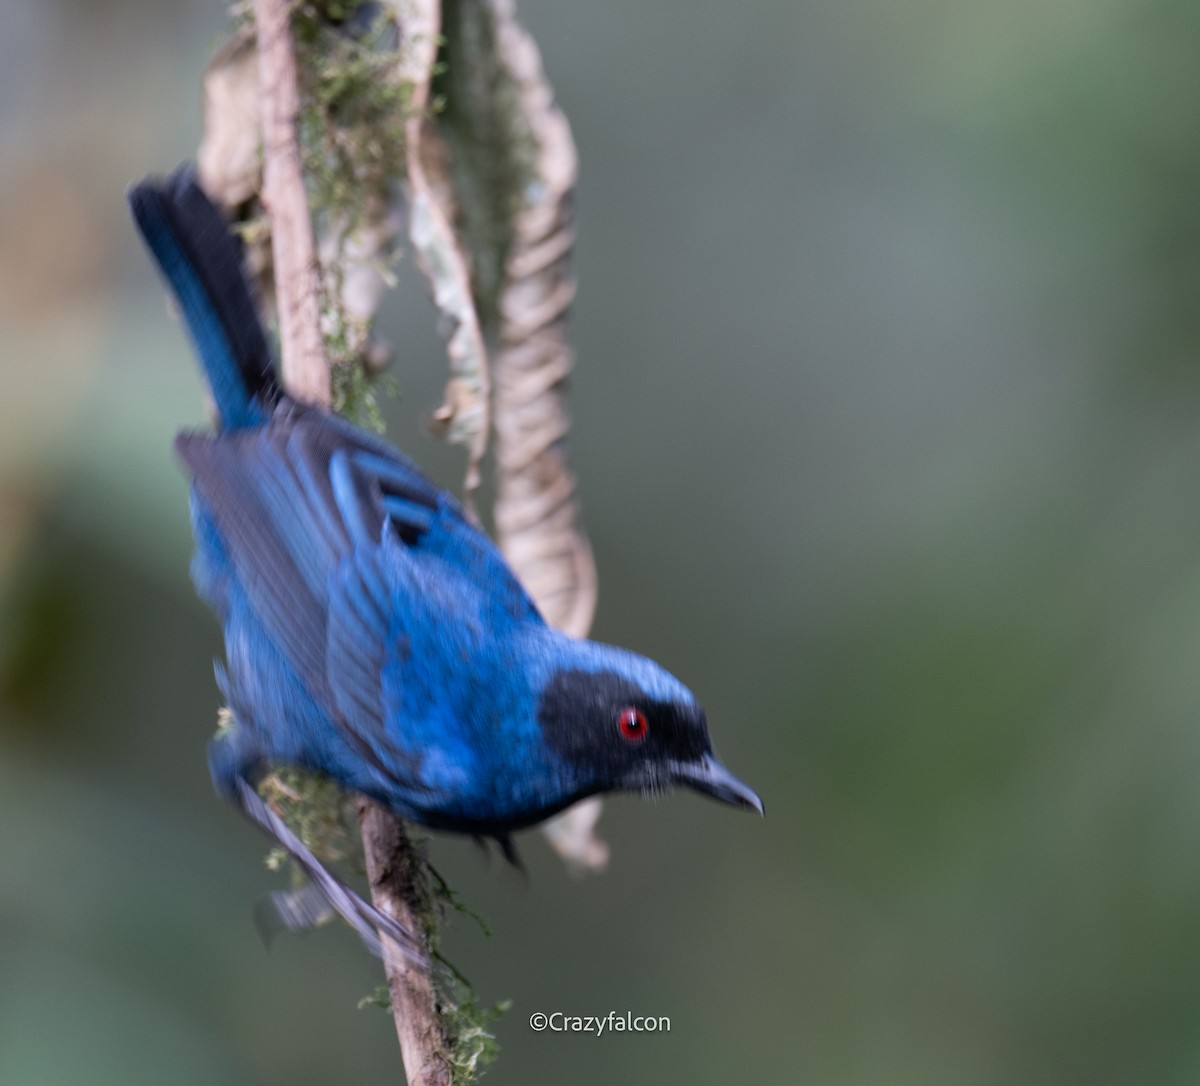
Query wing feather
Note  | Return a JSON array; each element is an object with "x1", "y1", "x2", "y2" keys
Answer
[{"x1": 178, "y1": 402, "x2": 541, "y2": 789}]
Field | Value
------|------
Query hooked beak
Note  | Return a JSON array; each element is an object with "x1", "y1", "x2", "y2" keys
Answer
[{"x1": 669, "y1": 754, "x2": 764, "y2": 815}]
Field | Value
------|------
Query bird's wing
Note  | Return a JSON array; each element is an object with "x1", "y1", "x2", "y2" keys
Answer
[
  {"x1": 178, "y1": 425, "x2": 336, "y2": 708},
  {"x1": 311, "y1": 408, "x2": 543, "y2": 627},
  {"x1": 177, "y1": 405, "x2": 541, "y2": 780}
]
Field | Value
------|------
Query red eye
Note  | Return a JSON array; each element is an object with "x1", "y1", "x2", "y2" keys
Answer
[{"x1": 617, "y1": 706, "x2": 648, "y2": 743}]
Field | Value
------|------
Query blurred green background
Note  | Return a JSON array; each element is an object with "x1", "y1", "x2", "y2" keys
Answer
[{"x1": 4, "y1": 0, "x2": 1200, "y2": 1082}]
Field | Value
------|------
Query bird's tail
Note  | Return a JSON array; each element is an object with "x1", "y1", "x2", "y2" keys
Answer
[{"x1": 128, "y1": 166, "x2": 279, "y2": 429}]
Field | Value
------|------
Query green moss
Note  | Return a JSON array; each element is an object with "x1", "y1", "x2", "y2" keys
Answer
[
  {"x1": 441, "y1": 985, "x2": 511, "y2": 1085},
  {"x1": 257, "y1": 765, "x2": 359, "y2": 867},
  {"x1": 326, "y1": 288, "x2": 400, "y2": 434},
  {"x1": 428, "y1": 865, "x2": 508, "y2": 1083},
  {"x1": 294, "y1": 3, "x2": 409, "y2": 237},
  {"x1": 357, "y1": 985, "x2": 391, "y2": 1011},
  {"x1": 428, "y1": 861, "x2": 493, "y2": 938},
  {"x1": 293, "y1": 1, "x2": 411, "y2": 413}
]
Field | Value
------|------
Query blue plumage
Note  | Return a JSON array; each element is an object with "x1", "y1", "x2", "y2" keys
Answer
[{"x1": 130, "y1": 167, "x2": 761, "y2": 954}]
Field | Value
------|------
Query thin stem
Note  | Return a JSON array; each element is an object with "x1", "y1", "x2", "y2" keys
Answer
[
  {"x1": 359, "y1": 801, "x2": 451, "y2": 1086},
  {"x1": 254, "y1": 0, "x2": 329, "y2": 407},
  {"x1": 251, "y1": 2, "x2": 449, "y2": 1080}
]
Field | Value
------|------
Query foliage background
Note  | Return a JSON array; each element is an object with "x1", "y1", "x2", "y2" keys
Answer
[{"x1": 4, "y1": 1, "x2": 1200, "y2": 1082}]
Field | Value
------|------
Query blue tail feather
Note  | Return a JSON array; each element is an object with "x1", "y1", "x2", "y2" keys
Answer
[{"x1": 128, "y1": 167, "x2": 279, "y2": 429}]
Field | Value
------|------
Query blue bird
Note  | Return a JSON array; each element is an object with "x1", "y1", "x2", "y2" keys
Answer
[{"x1": 129, "y1": 167, "x2": 762, "y2": 954}]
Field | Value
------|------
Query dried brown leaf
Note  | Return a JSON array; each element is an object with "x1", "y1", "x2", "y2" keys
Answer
[
  {"x1": 387, "y1": 0, "x2": 491, "y2": 502},
  {"x1": 198, "y1": 27, "x2": 262, "y2": 209},
  {"x1": 480, "y1": 0, "x2": 604, "y2": 871}
]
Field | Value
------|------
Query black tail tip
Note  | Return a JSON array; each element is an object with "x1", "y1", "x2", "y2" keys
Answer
[{"x1": 127, "y1": 163, "x2": 203, "y2": 224}]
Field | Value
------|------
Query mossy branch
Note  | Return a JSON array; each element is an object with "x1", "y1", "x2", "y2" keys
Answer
[
  {"x1": 197, "y1": 0, "x2": 604, "y2": 1079},
  {"x1": 245, "y1": 3, "x2": 455, "y2": 1083}
]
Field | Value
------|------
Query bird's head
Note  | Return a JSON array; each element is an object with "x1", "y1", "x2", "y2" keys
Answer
[{"x1": 535, "y1": 640, "x2": 763, "y2": 815}]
